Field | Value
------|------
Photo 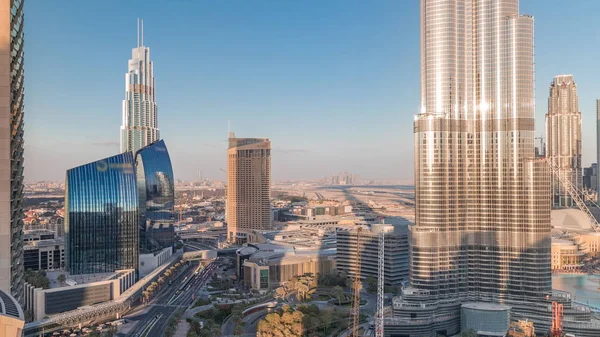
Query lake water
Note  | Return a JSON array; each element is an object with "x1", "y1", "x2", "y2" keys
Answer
[{"x1": 553, "y1": 274, "x2": 600, "y2": 309}]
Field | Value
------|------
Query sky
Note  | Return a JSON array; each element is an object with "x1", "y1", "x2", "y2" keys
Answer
[{"x1": 23, "y1": 0, "x2": 600, "y2": 182}]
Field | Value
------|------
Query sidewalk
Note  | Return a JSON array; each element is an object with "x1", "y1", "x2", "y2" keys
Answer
[{"x1": 174, "y1": 320, "x2": 190, "y2": 337}]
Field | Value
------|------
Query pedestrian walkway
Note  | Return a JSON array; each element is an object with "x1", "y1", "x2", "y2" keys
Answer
[{"x1": 174, "y1": 320, "x2": 190, "y2": 337}]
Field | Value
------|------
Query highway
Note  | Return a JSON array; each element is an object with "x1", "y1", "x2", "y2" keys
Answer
[{"x1": 123, "y1": 261, "x2": 217, "y2": 337}]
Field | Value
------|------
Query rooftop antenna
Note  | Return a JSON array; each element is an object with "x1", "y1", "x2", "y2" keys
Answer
[
  {"x1": 228, "y1": 120, "x2": 234, "y2": 138},
  {"x1": 141, "y1": 19, "x2": 144, "y2": 46},
  {"x1": 137, "y1": 18, "x2": 140, "y2": 48}
]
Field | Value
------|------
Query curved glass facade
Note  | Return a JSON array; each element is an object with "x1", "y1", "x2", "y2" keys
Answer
[
  {"x1": 135, "y1": 140, "x2": 175, "y2": 253},
  {"x1": 65, "y1": 153, "x2": 139, "y2": 275}
]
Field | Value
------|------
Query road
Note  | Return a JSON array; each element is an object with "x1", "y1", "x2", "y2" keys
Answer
[
  {"x1": 222, "y1": 310, "x2": 267, "y2": 337},
  {"x1": 122, "y1": 261, "x2": 217, "y2": 337}
]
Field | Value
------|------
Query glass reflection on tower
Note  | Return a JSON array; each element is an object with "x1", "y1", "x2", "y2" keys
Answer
[
  {"x1": 65, "y1": 152, "x2": 139, "y2": 275},
  {"x1": 135, "y1": 140, "x2": 175, "y2": 253}
]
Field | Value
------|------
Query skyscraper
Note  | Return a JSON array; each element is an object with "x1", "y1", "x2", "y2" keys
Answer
[
  {"x1": 227, "y1": 133, "x2": 271, "y2": 244},
  {"x1": 65, "y1": 153, "x2": 139, "y2": 275},
  {"x1": 0, "y1": 0, "x2": 25, "y2": 303},
  {"x1": 546, "y1": 75, "x2": 581, "y2": 208},
  {"x1": 120, "y1": 19, "x2": 159, "y2": 154},
  {"x1": 387, "y1": 1, "x2": 551, "y2": 336},
  {"x1": 135, "y1": 140, "x2": 175, "y2": 253}
]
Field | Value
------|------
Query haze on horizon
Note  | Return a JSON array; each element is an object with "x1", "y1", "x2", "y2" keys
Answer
[{"x1": 23, "y1": 0, "x2": 600, "y2": 182}]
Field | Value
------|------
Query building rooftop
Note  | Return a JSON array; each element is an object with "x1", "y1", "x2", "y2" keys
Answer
[
  {"x1": 24, "y1": 237, "x2": 64, "y2": 249},
  {"x1": 552, "y1": 238, "x2": 577, "y2": 246},
  {"x1": 461, "y1": 302, "x2": 511, "y2": 311},
  {"x1": 551, "y1": 209, "x2": 594, "y2": 232},
  {"x1": 45, "y1": 269, "x2": 133, "y2": 289}
]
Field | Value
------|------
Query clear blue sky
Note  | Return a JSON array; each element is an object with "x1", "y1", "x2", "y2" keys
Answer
[{"x1": 23, "y1": 0, "x2": 600, "y2": 182}]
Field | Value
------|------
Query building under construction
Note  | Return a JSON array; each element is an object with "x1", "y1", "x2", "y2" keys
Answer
[{"x1": 336, "y1": 223, "x2": 408, "y2": 286}]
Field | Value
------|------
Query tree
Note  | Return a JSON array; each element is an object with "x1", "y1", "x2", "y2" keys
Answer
[
  {"x1": 275, "y1": 287, "x2": 287, "y2": 299},
  {"x1": 57, "y1": 274, "x2": 66, "y2": 286},
  {"x1": 233, "y1": 322, "x2": 245, "y2": 336},
  {"x1": 331, "y1": 286, "x2": 345, "y2": 305},
  {"x1": 24, "y1": 270, "x2": 50, "y2": 289},
  {"x1": 297, "y1": 283, "x2": 310, "y2": 302},
  {"x1": 365, "y1": 276, "x2": 377, "y2": 294},
  {"x1": 459, "y1": 329, "x2": 478, "y2": 337}
]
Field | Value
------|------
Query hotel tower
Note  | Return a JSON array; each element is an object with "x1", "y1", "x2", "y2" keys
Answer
[
  {"x1": 120, "y1": 19, "x2": 159, "y2": 154},
  {"x1": 226, "y1": 133, "x2": 271, "y2": 244},
  {"x1": 387, "y1": 1, "x2": 552, "y2": 336}
]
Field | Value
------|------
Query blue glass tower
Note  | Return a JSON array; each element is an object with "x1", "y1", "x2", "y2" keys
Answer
[
  {"x1": 135, "y1": 140, "x2": 175, "y2": 253},
  {"x1": 65, "y1": 153, "x2": 139, "y2": 275}
]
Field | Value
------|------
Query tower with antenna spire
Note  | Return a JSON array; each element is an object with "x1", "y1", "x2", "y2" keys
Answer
[{"x1": 120, "y1": 18, "x2": 159, "y2": 153}]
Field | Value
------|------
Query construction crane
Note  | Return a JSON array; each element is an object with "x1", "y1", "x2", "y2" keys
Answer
[
  {"x1": 349, "y1": 227, "x2": 363, "y2": 337},
  {"x1": 545, "y1": 158, "x2": 600, "y2": 232},
  {"x1": 535, "y1": 135, "x2": 546, "y2": 157},
  {"x1": 375, "y1": 226, "x2": 385, "y2": 337},
  {"x1": 551, "y1": 301, "x2": 563, "y2": 337}
]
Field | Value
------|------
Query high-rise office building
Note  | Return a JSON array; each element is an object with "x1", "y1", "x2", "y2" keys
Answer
[
  {"x1": 597, "y1": 100, "x2": 600, "y2": 202},
  {"x1": 546, "y1": 75, "x2": 581, "y2": 208},
  {"x1": 120, "y1": 19, "x2": 159, "y2": 154},
  {"x1": 387, "y1": 1, "x2": 551, "y2": 336},
  {"x1": 0, "y1": 0, "x2": 25, "y2": 303},
  {"x1": 65, "y1": 153, "x2": 139, "y2": 275},
  {"x1": 135, "y1": 140, "x2": 175, "y2": 253},
  {"x1": 227, "y1": 133, "x2": 271, "y2": 244}
]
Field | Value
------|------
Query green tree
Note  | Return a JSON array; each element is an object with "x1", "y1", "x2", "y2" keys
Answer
[
  {"x1": 365, "y1": 275, "x2": 377, "y2": 293},
  {"x1": 57, "y1": 273, "x2": 66, "y2": 286},
  {"x1": 24, "y1": 270, "x2": 50, "y2": 289},
  {"x1": 331, "y1": 286, "x2": 345, "y2": 305}
]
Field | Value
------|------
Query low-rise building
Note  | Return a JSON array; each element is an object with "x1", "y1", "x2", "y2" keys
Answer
[
  {"x1": 23, "y1": 230, "x2": 65, "y2": 272},
  {"x1": 576, "y1": 232, "x2": 600, "y2": 255},
  {"x1": 336, "y1": 223, "x2": 409, "y2": 286},
  {"x1": 237, "y1": 244, "x2": 336, "y2": 290},
  {"x1": 23, "y1": 269, "x2": 136, "y2": 321},
  {"x1": 139, "y1": 247, "x2": 173, "y2": 277},
  {"x1": 24, "y1": 238, "x2": 64, "y2": 271},
  {"x1": 551, "y1": 238, "x2": 585, "y2": 270}
]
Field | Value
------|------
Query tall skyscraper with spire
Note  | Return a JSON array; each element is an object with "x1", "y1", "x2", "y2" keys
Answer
[
  {"x1": 120, "y1": 19, "x2": 159, "y2": 154},
  {"x1": 387, "y1": 1, "x2": 551, "y2": 335},
  {"x1": 546, "y1": 75, "x2": 581, "y2": 208}
]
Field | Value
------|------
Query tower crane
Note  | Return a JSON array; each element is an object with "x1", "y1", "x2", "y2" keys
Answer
[
  {"x1": 551, "y1": 301, "x2": 564, "y2": 337},
  {"x1": 535, "y1": 135, "x2": 546, "y2": 157},
  {"x1": 545, "y1": 158, "x2": 600, "y2": 232},
  {"x1": 349, "y1": 227, "x2": 363, "y2": 337}
]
